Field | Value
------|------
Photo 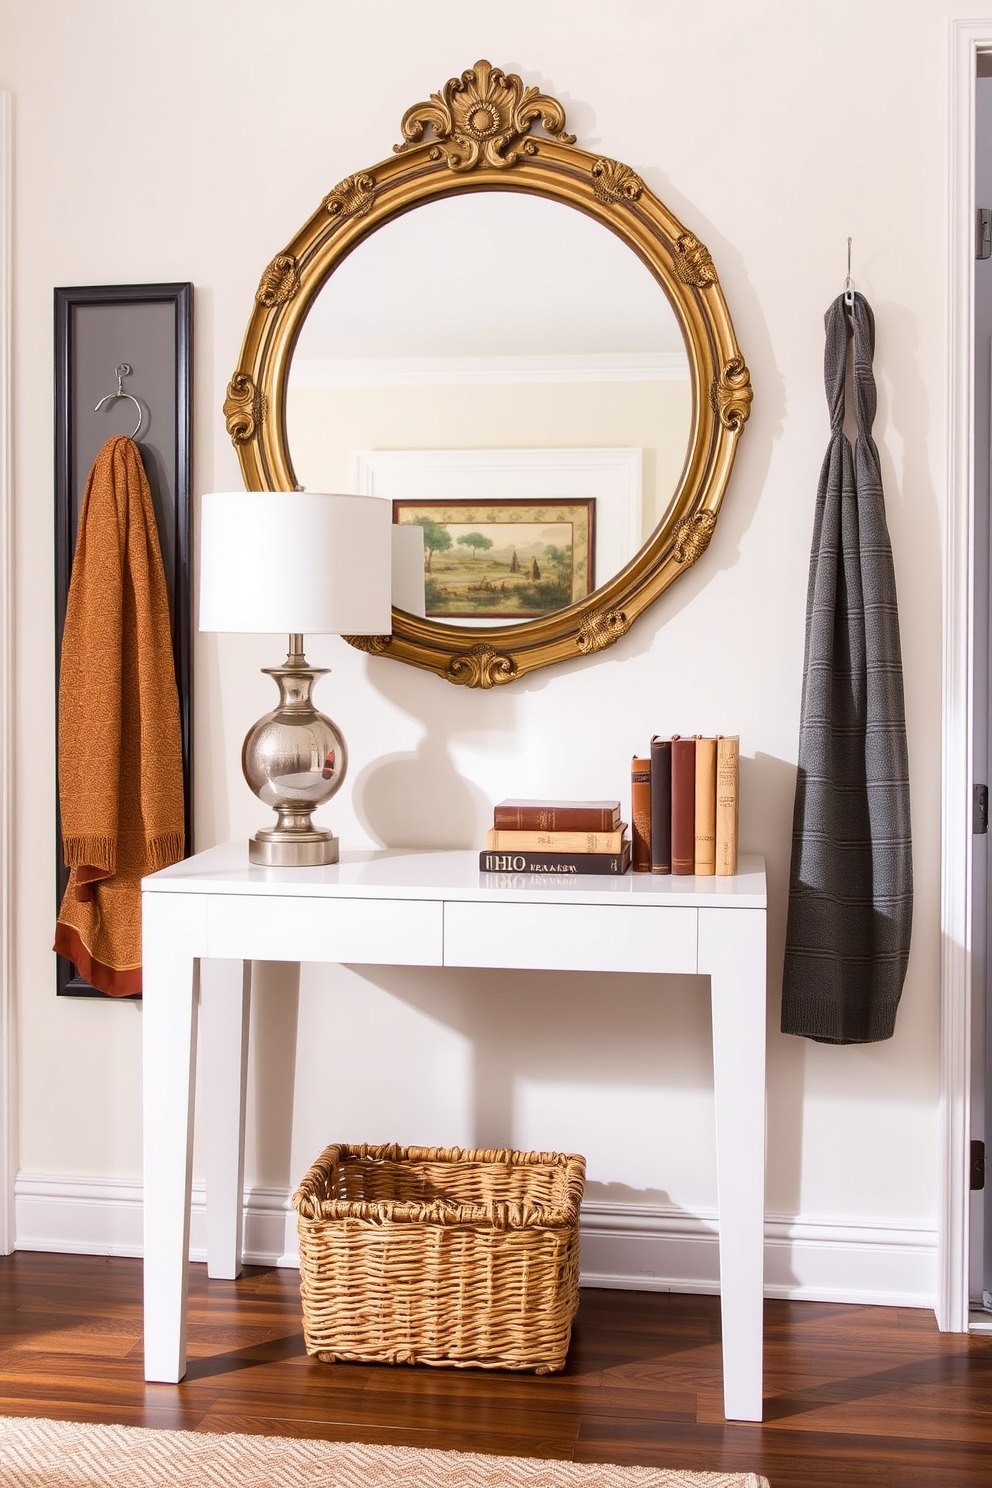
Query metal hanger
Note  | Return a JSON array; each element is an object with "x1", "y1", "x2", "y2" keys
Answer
[
  {"x1": 844, "y1": 237, "x2": 855, "y2": 308},
  {"x1": 95, "y1": 362, "x2": 143, "y2": 439}
]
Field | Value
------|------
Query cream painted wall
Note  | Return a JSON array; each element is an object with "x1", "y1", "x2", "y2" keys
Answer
[{"x1": 0, "y1": 0, "x2": 969, "y2": 1267}]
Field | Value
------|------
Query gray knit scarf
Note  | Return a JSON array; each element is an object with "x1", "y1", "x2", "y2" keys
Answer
[{"x1": 781, "y1": 293, "x2": 913, "y2": 1044}]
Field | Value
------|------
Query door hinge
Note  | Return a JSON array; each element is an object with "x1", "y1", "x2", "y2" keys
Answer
[
  {"x1": 974, "y1": 784, "x2": 988, "y2": 833},
  {"x1": 978, "y1": 208, "x2": 992, "y2": 260},
  {"x1": 972, "y1": 1140, "x2": 986, "y2": 1191}
]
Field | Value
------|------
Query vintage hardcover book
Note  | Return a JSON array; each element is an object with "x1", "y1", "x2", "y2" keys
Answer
[
  {"x1": 649, "y1": 735, "x2": 672, "y2": 874},
  {"x1": 480, "y1": 843, "x2": 632, "y2": 876},
  {"x1": 630, "y1": 756, "x2": 652, "y2": 872},
  {"x1": 694, "y1": 736, "x2": 717, "y2": 875},
  {"x1": 715, "y1": 734, "x2": 740, "y2": 876},
  {"x1": 671, "y1": 735, "x2": 697, "y2": 875},
  {"x1": 492, "y1": 798, "x2": 622, "y2": 832},
  {"x1": 486, "y1": 824, "x2": 628, "y2": 852}
]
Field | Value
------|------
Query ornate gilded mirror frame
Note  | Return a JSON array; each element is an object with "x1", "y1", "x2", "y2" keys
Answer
[{"x1": 225, "y1": 61, "x2": 752, "y2": 688}]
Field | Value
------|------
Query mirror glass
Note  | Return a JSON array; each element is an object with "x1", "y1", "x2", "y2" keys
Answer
[{"x1": 286, "y1": 191, "x2": 692, "y2": 628}]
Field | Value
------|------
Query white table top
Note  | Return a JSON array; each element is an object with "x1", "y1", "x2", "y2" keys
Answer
[{"x1": 143, "y1": 842, "x2": 767, "y2": 910}]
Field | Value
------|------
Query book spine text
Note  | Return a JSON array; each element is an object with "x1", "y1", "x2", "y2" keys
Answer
[
  {"x1": 671, "y1": 735, "x2": 696, "y2": 875},
  {"x1": 650, "y1": 735, "x2": 672, "y2": 874},
  {"x1": 630, "y1": 757, "x2": 652, "y2": 872},
  {"x1": 694, "y1": 736, "x2": 717, "y2": 875},
  {"x1": 480, "y1": 848, "x2": 631, "y2": 875},
  {"x1": 492, "y1": 803, "x2": 621, "y2": 831},
  {"x1": 715, "y1": 735, "x2": 740, "y2": 876},
  {"x1": 486, "y1": 826, "x2": 627, "y2": 852}
]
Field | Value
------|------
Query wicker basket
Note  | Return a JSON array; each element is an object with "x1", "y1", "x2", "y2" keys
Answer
[{"x1": 292, "y1": 1142, "x2": 585, "y2": 1373}]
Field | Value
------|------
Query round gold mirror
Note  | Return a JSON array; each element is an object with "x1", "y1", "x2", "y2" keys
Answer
[{"x1": 225, "y1": 60, "x2": 752, "y2": 687}]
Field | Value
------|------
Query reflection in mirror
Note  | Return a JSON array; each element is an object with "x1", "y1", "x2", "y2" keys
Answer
[{"x1": 286, "y1": 191, "x2": 692, "y2": 625}]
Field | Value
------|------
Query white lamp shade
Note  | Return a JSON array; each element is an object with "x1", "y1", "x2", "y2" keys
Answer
[
  {"x1": 391, "y1": 522, "x2": 426, "y2": 617},
  {"x1": 199, "y1": 491, "x2": 392, "y2": 635}
]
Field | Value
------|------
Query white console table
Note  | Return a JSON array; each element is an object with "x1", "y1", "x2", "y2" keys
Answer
[{"x1": 141, "y1": 844, "x2": 767, "y2": 1420}]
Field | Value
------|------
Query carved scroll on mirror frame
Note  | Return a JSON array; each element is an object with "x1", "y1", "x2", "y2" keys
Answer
[{"x1": 225, "y1": 60, "x2": 752, "y2": 688}]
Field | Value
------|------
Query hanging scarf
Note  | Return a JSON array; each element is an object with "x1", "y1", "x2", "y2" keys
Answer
[
  {"x1": 781, "y1": 294, "x2": 913, "y2": 1043},
  {"x1": 54, "y1": 435, "x2": 185, "y2": 995}
]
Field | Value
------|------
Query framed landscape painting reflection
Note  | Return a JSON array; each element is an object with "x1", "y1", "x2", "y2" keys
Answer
[{"x1": 392, "y1": 497, "x2": 595, "y2": 621}]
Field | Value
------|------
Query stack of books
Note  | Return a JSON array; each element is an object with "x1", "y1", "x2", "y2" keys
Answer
[
  {"x1": 479, "y1": 799, "x2": 631, "y2": 875},
  {"x1": 630, "y1": 735, "x2": 739, "y2": 876}
]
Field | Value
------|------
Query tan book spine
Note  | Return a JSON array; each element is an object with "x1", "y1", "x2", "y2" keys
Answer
[
  {"x1": 715, "y1": 735, "x2": 740, "y2": 876},
  {"x1": 630, "y1": 756, "x2": 652, "y2": 872},
  {"x1": 693, "y1": 737, "x2": 717, "y2": 875},
  {"x1": 486, "y1": 825, "x2": 627, "y2": 853}
]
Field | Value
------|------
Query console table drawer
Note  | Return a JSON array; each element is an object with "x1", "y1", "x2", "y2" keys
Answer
[
  {"x1": 443, "y1": 902, "x2": 697, "y2": 974},
  {"x1": 205, "y1": 895, "x2": 443, "y2": 966}
]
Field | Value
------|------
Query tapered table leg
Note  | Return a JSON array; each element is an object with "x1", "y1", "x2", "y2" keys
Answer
[
  {"x1": 201, "y1": 959, "x2": 251, "y2": 1279},
  {"x1": 699, "y1": 906, "x2": 767, "y2": 1422},
  {"x1": 141, "y1": 894, "x2": 205, "y2": 1383}
]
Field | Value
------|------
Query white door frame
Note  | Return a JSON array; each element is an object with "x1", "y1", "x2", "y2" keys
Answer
[
  {"x1": 0, "y1": 91, "x2": 13, "y2": 1256},
  {"x1": 941, "y1": 20, "x2": 992, "y2": 1332}
]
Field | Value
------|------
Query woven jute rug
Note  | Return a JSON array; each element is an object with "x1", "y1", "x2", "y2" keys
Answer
[{"x1": 0, "y1": 1417, "x2": 770, "y2": 1488}]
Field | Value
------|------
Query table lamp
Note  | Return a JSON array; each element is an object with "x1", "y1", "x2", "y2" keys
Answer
[{"x1": 199, "y1": 490, "x2": 392, "y2": 867}]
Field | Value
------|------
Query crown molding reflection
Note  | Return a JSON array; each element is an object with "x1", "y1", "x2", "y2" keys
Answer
[{"x1": 288, "y1": 350, "x2": 691, "y2": 389}]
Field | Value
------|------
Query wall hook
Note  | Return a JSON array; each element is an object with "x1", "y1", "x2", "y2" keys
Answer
[
  {"x1": 95, "y1": 362, "x2": 143, "y2": 439},
  {"x1": 844, "y1": 237, "x2": 855, "y2": 308}
]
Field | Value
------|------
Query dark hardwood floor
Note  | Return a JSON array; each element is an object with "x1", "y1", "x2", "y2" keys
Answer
[{"x1": 1, "y1": 1251, "x2": 991, "y2": 1485}]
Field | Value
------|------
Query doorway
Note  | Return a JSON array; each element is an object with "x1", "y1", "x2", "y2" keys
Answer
[
  {"x1": 974, "y1": 58, "x2": 992, "y2": 1329},
  {"x1": 0, "y1": 91, "x2": 12, "y2": 1258},
  {"x1": 946, "y1": 22, "x2": 992, "y2": 1335}
]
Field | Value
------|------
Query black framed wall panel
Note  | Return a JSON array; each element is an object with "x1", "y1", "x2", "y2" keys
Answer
[{"x1": 54, "y1": 283, "x2": 193, "y2": 998}]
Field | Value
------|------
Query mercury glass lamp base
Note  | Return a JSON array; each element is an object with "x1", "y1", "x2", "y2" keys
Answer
[{"x1": 248, "y1": 831, "x2": 340, "y2": 868}]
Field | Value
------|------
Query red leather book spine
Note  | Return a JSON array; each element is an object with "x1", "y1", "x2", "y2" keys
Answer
[
  {"x1": 492, "y1": 800, "x2": 621, "y2": 831},
  {"x1": 671, "y1": 735, "x2": 696, "y2": 875},
  {"x1": 630, "y1": 757, "x2": 652, "y2": 872}
]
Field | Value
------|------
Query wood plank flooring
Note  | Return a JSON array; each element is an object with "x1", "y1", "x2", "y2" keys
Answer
[{"x1": 1, "y1": 1252, "x2": 991, "y2": 1486}]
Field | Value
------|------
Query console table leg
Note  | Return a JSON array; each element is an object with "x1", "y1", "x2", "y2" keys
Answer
[
  {"x1": 141, "y1": 896, "x2": 203, "y2": 1383},
  {"x1": 699, "y1": 906, "x2": 767, "y2": 1422},
  {"x1": 202, "y1": 959, "x2": 251, "y2": 1280}
]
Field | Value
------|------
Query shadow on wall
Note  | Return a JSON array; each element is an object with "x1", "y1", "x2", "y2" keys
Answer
[
  {"x1": 351, "y1": 648, "x2": 518, "y2": 848},
  {"x1": 585, "y1": 1180, "x2": 672, "y2": 1206},
  {"x1": 354, "y1": 737, "x2": 488, "y2": 849},
  {"x1": 279, "y1": 957, "x2": 802, "y2": 1297},
  {"x1": 285, "y1": 962, "x2": 721, "y2": 1196},
  {"x1": 240, "y1": 746, "x2": 807, "y2": 1257},
  {"x1": 245, "y1": 960, "x2": 301, "y2": 1191}
]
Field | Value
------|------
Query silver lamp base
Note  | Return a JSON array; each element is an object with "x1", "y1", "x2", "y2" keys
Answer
[
  {"x1": 241, "y1": 635, "x2": 348, "y2": 869},
  {"x1": 248, "y1": 828, "x2": 340, "y2": 868}
]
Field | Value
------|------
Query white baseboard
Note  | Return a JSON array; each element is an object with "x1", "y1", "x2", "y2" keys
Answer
[
  {"x1": 12, "y1": 1173, "x2": 299, "y2": 1268},
  {"x1": 579, "y1": 1203, "x2": 937, "y2": 1308},
  {"x1": 13, "y1": 1174, "x2": 938, "y2": 1310}
]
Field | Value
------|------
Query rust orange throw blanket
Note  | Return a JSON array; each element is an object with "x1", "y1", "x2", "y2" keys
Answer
[{"x1": 54, "y1": 435, "x2": 185, "y2": 995}]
